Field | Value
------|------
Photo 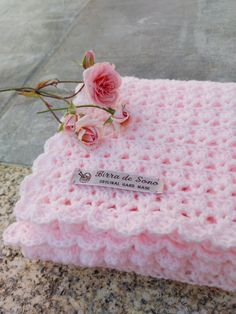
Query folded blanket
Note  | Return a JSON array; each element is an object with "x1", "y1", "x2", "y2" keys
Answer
[{"x1": 3, "y1": 77, "x2": 236, "y2": 291}]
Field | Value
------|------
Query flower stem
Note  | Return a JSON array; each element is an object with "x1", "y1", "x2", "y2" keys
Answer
[
  {"x1": 0, "y1": 87, "x2": 35, "y2": 93},
  {"x1": 38, "y1": 96, "x2": 62, "y2": 124},
  {"x1": 57, "y1": 80, "x2": 84, "y2": 84},
  {"x1": 37, "y1": 83, "x2": 84, "y2": 100},
  {"x1": 0, "y1": 81, "x2": 91, "y2": 123},
  {"x1": 37, "y1": 104, "x2": 115, "y2": 115},
  {"x1": 0, "y1": 81, "x2": 84, "y2": 100}
]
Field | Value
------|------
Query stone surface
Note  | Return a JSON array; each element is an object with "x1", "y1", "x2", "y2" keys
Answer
[
  {"x1": 0, "y1": 0, "x2": 89, "y2": 112},
  {"x1": 1, "y1": 163, "x2": 236, "y2": 313},
  {"x1": 1, "y1": 0, "x2": 236, "y2": 165}
]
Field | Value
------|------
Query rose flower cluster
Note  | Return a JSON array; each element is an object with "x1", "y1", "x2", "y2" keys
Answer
[{"x1": 62, "y1": 51, "x2": 130, "y2": 146}]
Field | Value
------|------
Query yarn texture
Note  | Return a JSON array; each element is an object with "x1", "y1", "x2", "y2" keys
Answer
[{"x1": 3, "y1": 76, "x2": 236, "y2": 291}]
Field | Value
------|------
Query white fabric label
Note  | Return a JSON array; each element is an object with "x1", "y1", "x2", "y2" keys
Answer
[{"x1": 72, "y1": 169, "x2": 164, "y2": 194}]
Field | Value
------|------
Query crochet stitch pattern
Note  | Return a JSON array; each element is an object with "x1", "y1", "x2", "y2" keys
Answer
[{"x1": 3, "y1": 76, "x2": 236, "y2": 291}]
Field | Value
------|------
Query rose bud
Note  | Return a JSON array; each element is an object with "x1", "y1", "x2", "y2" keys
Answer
[
  {"x1": 112, "y1": 106, "x2": 130, "y2": 125},
  {"x1": 63, "y1": 113, "x2": 78, "y2": 132},
  {"x1": 82, "y1": 50, "x2": 95, "y2": 69},
  {"x1": 75, "y1": 115, "x2": 101, "y2": 146}
]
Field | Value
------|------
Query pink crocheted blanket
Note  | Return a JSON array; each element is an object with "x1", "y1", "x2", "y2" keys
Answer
[{"x1": 3, "y1": 77, "x2": 236, "y2": 291}]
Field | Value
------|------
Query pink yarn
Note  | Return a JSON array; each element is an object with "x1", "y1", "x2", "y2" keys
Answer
[{"x1": 3, "y1": 77, "x2": 236, "y2": 291}]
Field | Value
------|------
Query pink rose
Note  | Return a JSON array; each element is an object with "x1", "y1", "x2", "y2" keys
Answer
[
  {"x1": 82, "y1": 50, "x2": 95, "y2": 69},
  {"x1": 83, "y1": 62, "x2": 122, "y2": 107},
  {"x1": 63, "y1": 113, "x2": 77, "y2": 132},
  {"x1": 75, "y1": 115, "x2": 101, "y2": 146}
]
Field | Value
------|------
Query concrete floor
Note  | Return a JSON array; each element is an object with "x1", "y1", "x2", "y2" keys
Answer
[{"x1": 0, "y1": 0, "x2": 236, "y2": 165}]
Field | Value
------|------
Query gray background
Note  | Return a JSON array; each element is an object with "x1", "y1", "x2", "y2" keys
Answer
[{"x1": 0, "y1": 0, "x2": 236, "y2": 165}]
